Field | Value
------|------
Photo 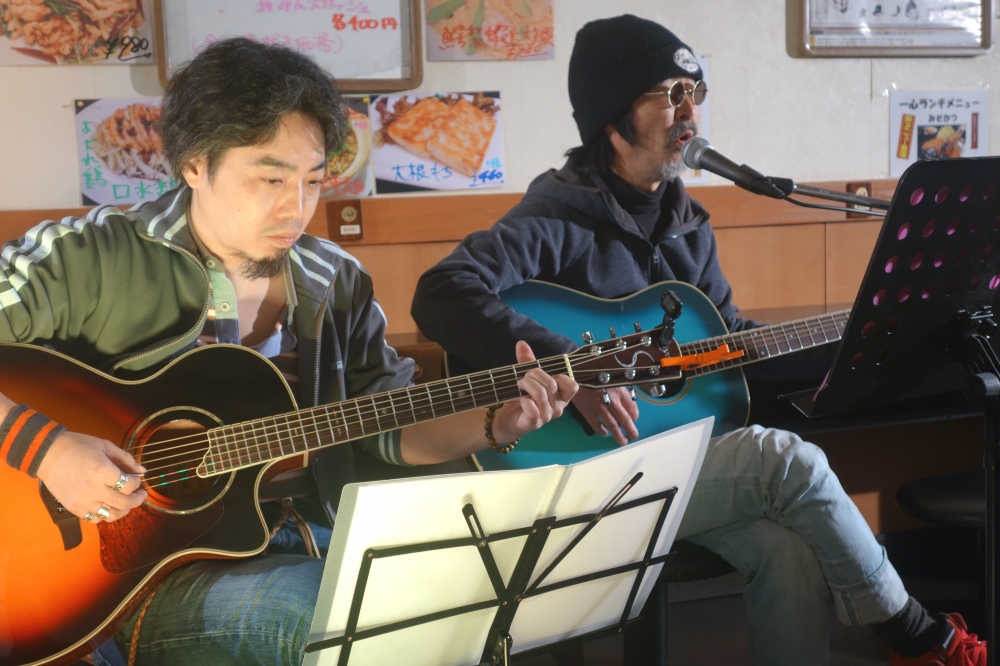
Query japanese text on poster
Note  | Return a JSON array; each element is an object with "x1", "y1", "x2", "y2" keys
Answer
[
  {"x1": 75, "y1": 98, "x2": 178, "y2": 206},
  {"x1": 889, "y1": 89, "x2": 989, "y2": 178},
  {"x1": 426, "y1": 0, "x2": 553, "y2": 61}
]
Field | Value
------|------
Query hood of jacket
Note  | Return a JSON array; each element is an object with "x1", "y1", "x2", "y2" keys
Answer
[{"x1": 517, "y1": 155, "x2": 711, "y2": 242}]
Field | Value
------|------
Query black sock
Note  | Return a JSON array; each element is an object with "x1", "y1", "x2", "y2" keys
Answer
[{"x1": 871, "y1": 597, "x2": 954, "y2": 658}]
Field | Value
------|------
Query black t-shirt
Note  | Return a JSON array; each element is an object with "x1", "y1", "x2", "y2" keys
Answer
[{"x1": 606, "y1": 170, "x2": 667, "y2": 240}]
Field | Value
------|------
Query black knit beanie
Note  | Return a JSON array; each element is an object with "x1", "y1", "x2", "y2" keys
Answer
[{"x1": 569, "y1": 15, "x2": 703, "y2": 145}]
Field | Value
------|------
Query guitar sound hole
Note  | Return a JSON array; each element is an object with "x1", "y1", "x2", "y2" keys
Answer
[{"x1": 129, "y1": 410, "x2": 230, "y2": 514}]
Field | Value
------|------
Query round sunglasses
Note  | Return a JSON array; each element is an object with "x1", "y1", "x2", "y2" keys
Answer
[{"x1": 643, "y1": 80, "x2": 708, "y2": 107}]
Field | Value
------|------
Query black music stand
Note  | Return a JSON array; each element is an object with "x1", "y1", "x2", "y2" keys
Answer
[
  {"x1": 788, "y1": 157, "x2": 1000, "y2": 662},
  {"x1": 304, "y1": 486, "x2": 678, "y2": 665}
]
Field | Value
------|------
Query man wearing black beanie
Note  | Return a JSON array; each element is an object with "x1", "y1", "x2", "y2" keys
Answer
[{"x1": 412, "y1": 14, "x2": 985, "y2": 666}]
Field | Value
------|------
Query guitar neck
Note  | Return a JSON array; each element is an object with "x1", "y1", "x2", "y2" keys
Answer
[
  {"x1": 679, "y1": 309, "x2": 851, "y2": 377},
  {"x1": 198, "y1": 355, "x2": 572, "y2": 476}
]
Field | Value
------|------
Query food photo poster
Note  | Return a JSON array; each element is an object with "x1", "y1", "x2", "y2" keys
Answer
[
  {"x1": 371, "y1": 91, "x2": 506, "y2": 193},
  {"x1": 75, "y1": 98, "x2": 178, "y2": 206},
  {"x1": 1, "y1": 0, "x2": 154, "y2": 65},
  {"x1": 321, "y1": 96, "x2": 374, "y2": 200},
  {"x1": 889, "y1": 89, "x2": 989, "y2": 178},
  {"x1": 426, "y1": 0, "x2": 554, "y2": 61}
]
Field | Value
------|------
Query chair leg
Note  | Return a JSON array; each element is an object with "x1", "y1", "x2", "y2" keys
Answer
[{"x1": 624, "y1": 575, "x2": 669, "y2": 665}]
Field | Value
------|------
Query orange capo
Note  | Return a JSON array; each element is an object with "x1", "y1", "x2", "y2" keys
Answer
[{"x1": 659, "y1": 344, "x2": 745, "y2": 371}]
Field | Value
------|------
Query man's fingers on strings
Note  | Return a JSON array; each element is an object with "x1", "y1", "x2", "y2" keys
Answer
[
  {"x1": 520, "y1": 368, "x2": 559, "y2": 397},
  {"x1": 518, "y1": 378, "x2": 554, "y2": 424},
  {"x1": 555, "y1": 375, "x2": 579, "y2": 403},
  {"x1": 101, "y1": 439, "x2": 146, "y2": 475},
  {"x1": 517, "y1": 395, "x2": 543, "y2": 429},
  {"x1": 100, "y1": 485, "x2": 146, "y2": 512}
]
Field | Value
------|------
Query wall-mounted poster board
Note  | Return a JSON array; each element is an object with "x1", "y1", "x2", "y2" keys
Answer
[
  {"x1": 798, "y1": 0, "x2": 992, "y2": 57},
  {"x1": 153, "y1": 0, "x2": 421, "y2": 91}
]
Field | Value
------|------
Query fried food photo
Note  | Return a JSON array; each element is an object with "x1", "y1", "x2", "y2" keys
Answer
[
  {"x1": 0, "y1": 0, "x2": 144, "y2": 63},
  {"x1": 92, "y1": 102, "x2": 169, "y2": 180},
  {"x1": 375, "y1": 93, "x2": 500, "y2": 178},
  {"x1": 919, "y1": 125, "x2": 966, "y2": 160}
]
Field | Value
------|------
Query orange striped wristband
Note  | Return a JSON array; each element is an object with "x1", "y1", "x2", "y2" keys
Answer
[{"x1": 0, "y1": 404, "x2": 66, "y2": 478}]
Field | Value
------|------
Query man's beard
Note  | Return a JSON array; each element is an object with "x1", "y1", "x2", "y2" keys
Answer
[
  {"x1": 236, "y1": 248, "x2": 290, "y2": 280},
  {"x1": 658, "y1": 120, "x2": 700, "y2": 182}
]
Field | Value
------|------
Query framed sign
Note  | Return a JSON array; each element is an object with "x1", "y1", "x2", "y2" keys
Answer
[
  {"x1": 799, "y1": 0, "x2": 992, "y2": 57},
  {"x1": 153, "y1": 0, "x2": 422, "y2": 91}
]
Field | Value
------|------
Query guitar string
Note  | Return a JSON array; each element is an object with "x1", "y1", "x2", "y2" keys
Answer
[
  {"x1": 134, "y1": 312, "x2": 854, "y2": 485},
  {"x1": 134, "y1": 311, "x2": 850, "y2": 462},
  {"x1": 131, "y1": 355, "x2": 593, "y2": 481},
  {"x1": 132, "y1": 358, "x2": 566, "y2": 462},
  {"x1": 123, "y1": 333, "x2": 673, "y2": 466},
  {"x1": 680, "y1": 313, "x2": 848, "y2": 361},
  {"x1": 137, "y1": 329, "x2": 707, "y2": 484},
  {"x1": 136, "y1": 314, "x2": 852, "y2": 485}
]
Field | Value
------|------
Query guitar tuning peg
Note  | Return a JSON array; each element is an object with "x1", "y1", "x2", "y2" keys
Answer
[
  {"x1": 627, "y1": 385, "x2": 637, "y2": 401},
  {"x1": 634, "y1": 322, "x2": 642, "y2": 333},
  {"x1": 649, "y1": 384, "x2": 667, "y2": 398},
  {"x1": 582, "y1": 331, "x2": 594, "y2": 344},
  {"x1": 601, "y1": 388, "x2": 611, "y2": 405},
  {"x1": 608, "y1": 326, "x2": 617, "y2": 338}
]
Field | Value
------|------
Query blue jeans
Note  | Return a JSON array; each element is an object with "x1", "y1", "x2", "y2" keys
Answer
[
  {"x1": 676, "y1": 425, "x2": 909, "y2": 665},
  {"x1": 103, "y1": 426, "x2": 906, "y2": 666},
  {"x1": 104, "y1": 518, "x2": 331, "y2": 666}
]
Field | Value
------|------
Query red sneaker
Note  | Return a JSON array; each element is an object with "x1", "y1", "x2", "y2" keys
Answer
[{"x1": 889, "y1": 614, "x2": 986, "y2": 666}]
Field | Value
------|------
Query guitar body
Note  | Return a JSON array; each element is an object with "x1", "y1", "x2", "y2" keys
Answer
[
  {"x1": 0, "y1": 344, "x2": 299, "y2": 666},
  {"x1": 474, "y1": 281, "x2": 750, "y2": 472}
]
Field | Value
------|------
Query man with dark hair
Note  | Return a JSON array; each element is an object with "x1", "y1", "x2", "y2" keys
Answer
[
  {"x1": 0, "y1": 38, "x2": 575, "y2": 665},
  {"x1": 412, "y1": 15, "x2": 985, "y2": 666}
]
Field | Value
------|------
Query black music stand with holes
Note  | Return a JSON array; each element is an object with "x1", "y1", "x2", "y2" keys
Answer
[{"x1": 786, "y1": 157, "x2": 1000, "y2": 663}]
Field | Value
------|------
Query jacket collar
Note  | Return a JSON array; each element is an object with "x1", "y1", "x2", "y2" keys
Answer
[{"x1": 538, "y1": 156, "x2": 710, "y2": 240}]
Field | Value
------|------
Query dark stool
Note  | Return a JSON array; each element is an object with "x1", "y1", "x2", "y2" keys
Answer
[
  {"x1": 896, "y1": 472, "x2": 985, "y2": 531},
  {"x1": 546, "y1": 541, "x2": 735, "y2": 665},
  {"x1": 621, "y1": 540, "x2": 736, "y2": 665}
]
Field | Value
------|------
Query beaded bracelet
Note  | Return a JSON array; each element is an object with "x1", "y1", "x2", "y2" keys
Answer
[
  {"x1": 484, "y1": 403, "x2": 519, "y2": 454},
  {"x1": 0, "y1": 404, "x2": 66, "y2": 478}
]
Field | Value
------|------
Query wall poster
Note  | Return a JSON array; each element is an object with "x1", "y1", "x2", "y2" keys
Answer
[
  {"x1": 802, "y1": 0, "x2": 991, "y2": 56},
  {"x1": 425, "y1": 0, "x2": 554, "y2": 61},
  {"x1": 371, "y1": 91, "x2": 505, "y2": 193},
  {"x1": 0, "y1": 0, "x2": 153, "y2": 64},
  {"x1": 75, "y1": 97, "x2": 178, "y2": 206},
  {"x1": 321, "y1": 96, "x2": 374, "y2": 200},
  {"x1": 889, "y1": 89, "x2": 989, "y2": 178}
]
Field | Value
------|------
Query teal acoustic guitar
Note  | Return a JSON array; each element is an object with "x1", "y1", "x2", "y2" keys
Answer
[{"x1": 473, "y1": 281, "x2": 850, "y2": 472}]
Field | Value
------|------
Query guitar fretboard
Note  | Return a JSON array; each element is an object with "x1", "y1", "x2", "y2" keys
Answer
[
  {"x1": 679, "y1": 310, "x2": 851, "y2": 377},
  {"x1": 198, "y1": 358, "x2": 570, "y2": 476}
]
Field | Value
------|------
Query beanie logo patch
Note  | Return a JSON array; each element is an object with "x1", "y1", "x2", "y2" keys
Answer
[{"x1": 673, "y1": 48, "x2": 699, "y2": 74}]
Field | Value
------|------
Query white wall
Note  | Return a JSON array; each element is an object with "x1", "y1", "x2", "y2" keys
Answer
[{"x1": 1, "y1": 0, "x2": 997, "y2": 210}]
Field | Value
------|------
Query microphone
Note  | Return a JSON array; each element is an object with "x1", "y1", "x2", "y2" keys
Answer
[{"x1": 681, "y1": 137, "x2": 787, "y2": 200}]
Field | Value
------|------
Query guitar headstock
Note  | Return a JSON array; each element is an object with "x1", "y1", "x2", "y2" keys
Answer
[{"x1": 569, "y1": 326, "x2": 682, "y2": 390}]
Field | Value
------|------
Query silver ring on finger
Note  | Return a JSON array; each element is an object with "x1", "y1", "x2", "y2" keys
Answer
[
  {"x1": 114, "y1": 472, "x2": 129, "y2": 492},
  {"x1": 83, "y1": 512, "x2": 94, "y2": 522},
  {"x1": 97, "y1": 505, "x2": 111, "y2": 520}
]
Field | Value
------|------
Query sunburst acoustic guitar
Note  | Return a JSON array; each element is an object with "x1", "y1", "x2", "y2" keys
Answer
[{"x1": 1, "y1": 320, "x2": 690, "y2": 666}]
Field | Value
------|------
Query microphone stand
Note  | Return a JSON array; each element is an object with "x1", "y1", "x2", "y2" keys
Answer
[{"x1": 766, "y1": 177, "x2": 892, "y2": 217}]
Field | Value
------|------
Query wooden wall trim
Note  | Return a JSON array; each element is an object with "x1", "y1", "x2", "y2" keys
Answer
[{"x1": 0, "y1": 179, "x2": 897, "y2": 246}]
